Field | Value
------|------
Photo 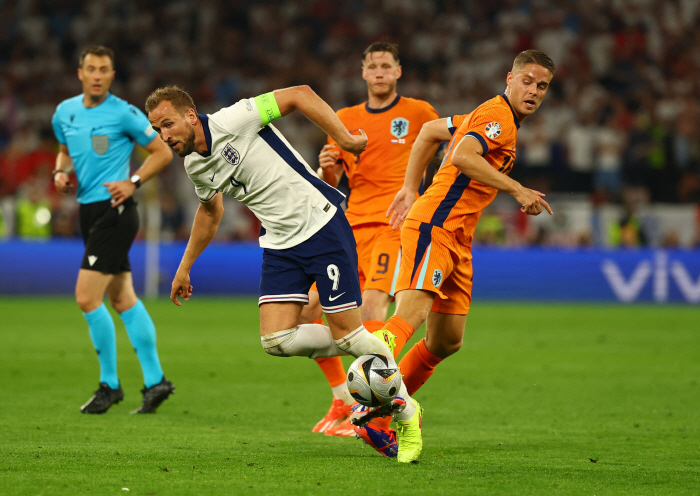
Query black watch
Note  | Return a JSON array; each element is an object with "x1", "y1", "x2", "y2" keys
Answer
[
  {"x1": 52, "y1": 169, "x2": 68, "y2": 180},
  {"x1": 130, "y1": 174, "x2": 142, "y2": 188}
]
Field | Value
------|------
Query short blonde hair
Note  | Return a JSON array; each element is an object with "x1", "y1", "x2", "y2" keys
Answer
[{"x1": 513, "y1": 50, "x2": 555, "y2": 74}]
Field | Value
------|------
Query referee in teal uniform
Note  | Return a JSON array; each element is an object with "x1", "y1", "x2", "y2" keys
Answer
[{"x1": 51, "y1": 46, "x2": 174, "y2": 414}]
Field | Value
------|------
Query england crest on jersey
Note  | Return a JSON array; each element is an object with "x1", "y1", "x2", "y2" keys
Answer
[
  {"x1": 222, "y1": 143, "x2": 241, "y2": 165},
  {"x1": 391, "y1": 117, "x2": 409, "y2": 139}
]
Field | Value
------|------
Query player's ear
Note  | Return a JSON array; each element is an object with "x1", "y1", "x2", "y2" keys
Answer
[
  {"x1": 186, "y1": 108, "x2": 197, "y2": 124},
  {"x1": 396, "y1": 65, "x2": 402, "y2": 80}
]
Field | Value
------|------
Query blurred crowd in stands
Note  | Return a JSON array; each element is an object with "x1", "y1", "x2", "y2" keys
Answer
[{"x1": 1, "y1": 0, "x2": 699, "y2": 246}]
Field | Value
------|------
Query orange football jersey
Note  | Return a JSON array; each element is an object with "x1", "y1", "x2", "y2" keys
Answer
[
  {"x1": 328, "y1": 96, "x2": 439, "y2": 227},
  {"x1": 407, "y1": 94, "x2": 519, "y2": 238}
]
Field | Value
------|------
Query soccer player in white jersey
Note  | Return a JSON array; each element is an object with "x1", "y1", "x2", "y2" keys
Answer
[{"x1": 145, "y1": 85, "x2": 424, "y2": 462}]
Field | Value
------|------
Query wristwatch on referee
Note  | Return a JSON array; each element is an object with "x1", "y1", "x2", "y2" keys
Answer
[
  {"x1": 51, "y1": 169, "x2": 68, "y2": 180},
  {"x1": 130, "y1": 174, "x2": 141, "y2": 189}
]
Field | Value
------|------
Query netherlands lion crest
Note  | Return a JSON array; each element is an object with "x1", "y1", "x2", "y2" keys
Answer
[
  {"x1": 390, "y1": 117, "x2": 409, "y2": 139},
  {"x1": 432, "y1": 269, "x2": 443, "y2": 287},
  {"x1": 221, "y1": 143, "x2": 241, "y2": 165}
]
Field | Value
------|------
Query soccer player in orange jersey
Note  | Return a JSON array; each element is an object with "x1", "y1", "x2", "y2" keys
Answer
[
  {"x1": 302, "y1": 42, "x2": 438, "y2": 442},
  {"x1": 353, "y1": 50, "x2": 555, "y2": 455}
]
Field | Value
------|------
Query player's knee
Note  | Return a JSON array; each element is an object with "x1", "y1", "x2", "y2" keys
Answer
[
  {"x1": 430, "y1": 337, "x2": 463, "y2": 359},
  {"x1": 261, "y1": 327, "x2": 297, "y2": 357},
  {"x1": 75, "y1": 292, "x2": 100, "y2": 313}
]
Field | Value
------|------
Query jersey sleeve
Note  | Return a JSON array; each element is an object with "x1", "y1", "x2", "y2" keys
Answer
[
  {"x1": 194, "y1": 183, "x2": 218, "y2": 203},
  {"x1": 447, "y1": 114, "x2": 468, "y2": 136},
  {"x1": 214, "y1": 98, "x2": 268, "y2": 136},
  {"x1": 459, "y1": 107, "x2": 515, "y2": 156},
  {"x1": 51, "y1": 108, "x2": 66, "y2": 145},
  {"x1": 424, "y1": 103, "x2": 440, "y2": 122},
  {"x1": 122, "y1": 104, "x2": 158, "y2": 147}
]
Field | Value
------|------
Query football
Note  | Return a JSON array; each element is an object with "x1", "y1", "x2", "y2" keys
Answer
[{"x1": 346, "y1": 353, "x2": 402, "y2": 407}]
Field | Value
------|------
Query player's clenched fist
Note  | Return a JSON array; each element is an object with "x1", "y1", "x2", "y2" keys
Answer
[
  {"x1": 338, "y1": 129, "x2": 367, "y2": 155},
  {"x1": 53, "y1": 171, "x2": 73, "y2": 194},
  {"x1": 318, "y1": 144, "x2": 339, "y2": 170}
]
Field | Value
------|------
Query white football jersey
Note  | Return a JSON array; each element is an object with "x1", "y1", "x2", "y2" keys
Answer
[{"x1": 184, "y1": 98, "x2": 345, "y2": 250}]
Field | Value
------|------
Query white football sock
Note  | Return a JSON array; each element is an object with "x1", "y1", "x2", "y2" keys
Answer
[
  {"x1": 261, "y1": 324, "x2": 346, "y2": 358},
  {"x1": 331, "y1": 382, "x2": 354, "y2": 405},
  {"x1": 394, "y1": 382, "x2": 416, "y2": 421},
  {"x1": 335, "y1": 325, "x2": 415, "y2": 417},
  {"x1": 334, "y1": 325, "x2": 393, "y2": 357}
]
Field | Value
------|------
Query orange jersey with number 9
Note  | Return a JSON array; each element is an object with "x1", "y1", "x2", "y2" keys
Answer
[
  {"x1": 406, "y1": 94, "x2": 520, "y2": 239},
  {"x1": 327, "y1": 96, "x2": 439, "y2": 227}
]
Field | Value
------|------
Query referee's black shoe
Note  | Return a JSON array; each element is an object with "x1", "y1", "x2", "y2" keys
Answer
[
  {"x1": 80, "y1": 383, "x2": 124, "y2": 414},
  {"x1": 132, "y1": 377, "x2": 175, "y2": 414}
]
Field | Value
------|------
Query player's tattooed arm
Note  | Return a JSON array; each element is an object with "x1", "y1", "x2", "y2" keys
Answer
[
  {"x1": 451, "y1": 135, "x2": 552, "y2": 216},
  {"x1": 53, "y1": 144, "x2": 74, "y2": 194},
  {"x1": 272, "y1": 86, "x2": 367, "y2": 155},
  {"x1": 171, "y1": 193, "x2": 224, "y2": 306}
]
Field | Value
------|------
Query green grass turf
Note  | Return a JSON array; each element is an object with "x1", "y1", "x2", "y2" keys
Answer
[{"x1": 1, "y1": 298, "x2": 699, "y2": 495}]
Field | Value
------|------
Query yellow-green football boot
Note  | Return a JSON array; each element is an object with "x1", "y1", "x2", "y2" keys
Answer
[
  {"x1": 372, "y1": 329, "x2": 397, "y2": 357},
  {"x1": 396, "y1": 398, "x2": 423, "y2": 463}
]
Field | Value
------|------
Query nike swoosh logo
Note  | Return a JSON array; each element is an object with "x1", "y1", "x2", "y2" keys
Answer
[
  {"x1": 371, "y1": 277, "x2": 385, "y2": 282},
  {"x1": 209, "y1": 173, "x2": 216, "y2": 182},
  {"x1": 328, "y1": 292, "x2": 346, "y2": 302}
]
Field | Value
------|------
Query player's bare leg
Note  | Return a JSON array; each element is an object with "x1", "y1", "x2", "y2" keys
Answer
[
  {"x1": 360, "y1": 288, "x2": 392, "y2": 324},
  {"x1": 298, "y1": 288, "x2": 322, "y2": 325},
  {"x1": 300, "y1": 290, "x2": 354, "y2": 435},
  {"x1": 75, "y1": 269, "x2": 114, "y2": 313},
  {"x1": 399, "y1": 311, "x2": 467, "y2": 396}
]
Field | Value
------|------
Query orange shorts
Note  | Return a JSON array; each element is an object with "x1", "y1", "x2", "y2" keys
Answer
[
  {"x1": 394, "y1": 219, "x2": 473, "y2": 315},
  {"x1": 309, "y1": 223, "x2": 401, "y2": 296},
  {"x1": 353, "y1": 223, "x2": 402, "y2": 295}
]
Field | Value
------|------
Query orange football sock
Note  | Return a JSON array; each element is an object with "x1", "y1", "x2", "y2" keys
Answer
[
  {"x1": 382, "y1": 315, "x2": 415, "y2": 358},
  {"x1": 312, "y1": 318, "x2": 346, "y2": 388},
  {"x1": 363, "y1": 320, "x2": 385, "y2": 332},
  {"x1": 314, "y1": 357, "x2": 346, "y2": 387},
  {"x1": 399, "y1": 338, "x2": 443, "y2": 395}
]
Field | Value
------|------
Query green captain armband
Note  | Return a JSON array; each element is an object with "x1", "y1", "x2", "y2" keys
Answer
[{"x1": 254, "y1": 92, "x2": 282, "y2": 126}]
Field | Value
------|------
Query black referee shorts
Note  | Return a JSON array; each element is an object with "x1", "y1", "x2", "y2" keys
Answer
[{"x1": 79, "y1": 197, "x2": 139, "y2": 274}]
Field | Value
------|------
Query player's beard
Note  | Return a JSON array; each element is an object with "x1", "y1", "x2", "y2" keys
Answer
[
  {"x1": 175, "y1": 126, "x2": 197, "y2": 157},
  {"x1": 369, "y1": 80, "x2": 396, "y2": 100}
]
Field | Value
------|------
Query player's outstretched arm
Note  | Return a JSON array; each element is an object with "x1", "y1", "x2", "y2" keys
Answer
[
  {"x1": 171, "y1": 193, "x2": 224, "y2": 306},
  {"x1": 387, "y1": 118, "x2": 453, "y2": 229},
  {"x1": 451, "y1": 136, "x2": 553, "y2": 216},
  {"x1": 52, "y1": 144, "x2": 74, "y2": 194},
  {"x1": 104, "y1": 136, "x2": 173, "y2": 207},
  {"x1": 273, "y1": 86, "x2": 367, "y2": 155}
]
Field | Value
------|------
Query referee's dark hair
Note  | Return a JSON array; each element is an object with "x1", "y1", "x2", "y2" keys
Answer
[
  {"x1": 79, "y1": 45, "x2": 115, "y2": 68},
  {"x1": 145, "y1": 86, "x2": 197, "y2": 116}
]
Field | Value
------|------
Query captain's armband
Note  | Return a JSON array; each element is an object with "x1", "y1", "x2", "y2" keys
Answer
[{"x1": 253, "y1": 92, "x2": 282, "y2": 126}]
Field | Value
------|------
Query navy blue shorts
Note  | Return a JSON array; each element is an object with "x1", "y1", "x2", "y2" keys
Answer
[{"x1": 259, "y1": 209, "x2": 362, "y2": 314}]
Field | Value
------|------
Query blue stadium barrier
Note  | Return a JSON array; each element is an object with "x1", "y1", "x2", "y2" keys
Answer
[{"x1": 2, "y1": 240, "x2": 699, "y2": 303}]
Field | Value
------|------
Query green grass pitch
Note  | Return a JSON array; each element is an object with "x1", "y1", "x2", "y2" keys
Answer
[{"x1": 1, "y1": 297, "x2": 699, "y2": 495}]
